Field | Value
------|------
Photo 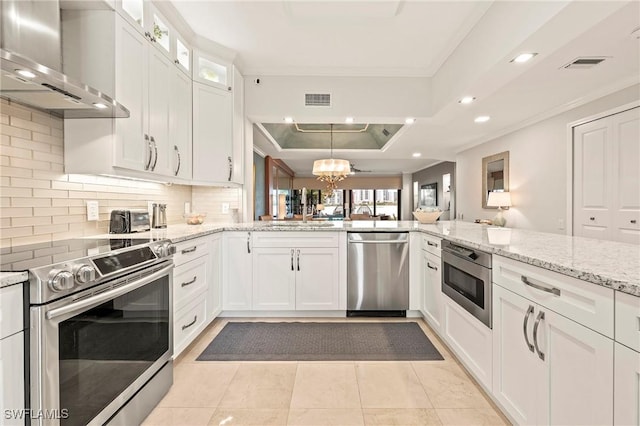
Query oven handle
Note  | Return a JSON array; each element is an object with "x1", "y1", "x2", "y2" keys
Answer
[{"x1": 46, "y1": 264, "x2": 173, "y2": 320}]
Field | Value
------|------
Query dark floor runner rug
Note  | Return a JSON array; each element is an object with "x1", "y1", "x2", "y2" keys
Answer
[{"x1": 197, "y1": 322, "x2": 444, "y2": 361}]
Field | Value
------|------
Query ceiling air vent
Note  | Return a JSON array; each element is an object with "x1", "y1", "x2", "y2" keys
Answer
[
  {"x1": 305, "y1": 93, "x2": 331, "y2": 107},
  {"x1": 562, "y1": 57, "x2": 607, "y2": 69}
]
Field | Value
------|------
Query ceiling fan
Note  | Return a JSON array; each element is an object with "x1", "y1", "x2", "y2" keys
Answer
[{"x1": 350, "y1": 163, "x2": 372, "y2": 174}]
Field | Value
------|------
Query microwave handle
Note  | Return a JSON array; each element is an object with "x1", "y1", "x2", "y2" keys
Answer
[{"x1": 46, "y1": 264, "x2": 173, "y2": 321}]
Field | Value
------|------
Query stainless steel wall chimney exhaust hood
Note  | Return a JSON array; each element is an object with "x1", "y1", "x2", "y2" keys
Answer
[{"x1": 0, "y1": 0, "x2": 129, "y2": 118}]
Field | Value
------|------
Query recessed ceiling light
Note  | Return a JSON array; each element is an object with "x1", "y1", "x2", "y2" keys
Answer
[
  {"x1": 458, "y1": 96, "x2": 476, "y2": 105},
  {"x1": 405, "y1": 117, "x2": 415, "y2": 124},
  {"x1": 345, "y1": 117, "x2": 354, "y2": 124},
  {"x1": 412, "y1": 153, "x2": 421, "y2": 158},
  {"x1": 15, "y1": 69, "x2": 36, "y2": 79},
  {"x1": 93, "y1": 102, "x2": 108, "y2": 109},
  {"x1": 511, "y1": 53, "x2": 538, "y2": 63},
  {"x1": 474, "y1": 116, "x2": 491, "y2": 123},
  {"x1": 284, "y1": 117, "x2": 294, "y2": 123}
]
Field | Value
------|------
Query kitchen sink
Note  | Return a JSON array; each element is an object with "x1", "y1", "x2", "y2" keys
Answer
[{"x1": 259, "y1": 221, "x2": 336, "y2": 228}]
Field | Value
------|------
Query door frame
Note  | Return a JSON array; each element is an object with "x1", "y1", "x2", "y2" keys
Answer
[{"x1": 565, "y1": 100, "x2": 640, "y2": 236}]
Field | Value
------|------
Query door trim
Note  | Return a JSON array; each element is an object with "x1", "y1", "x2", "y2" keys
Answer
[{"x1": 565, "y1": 101, "x2": 640, "y2": 237}]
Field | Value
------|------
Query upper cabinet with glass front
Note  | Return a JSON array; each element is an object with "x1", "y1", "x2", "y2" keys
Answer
[
  {"x1": 194, "y1": 50, "x2": 232, "y2": 92},
  {"x1": 117, "y1": 0, "x2": 191, "y2": 76}
]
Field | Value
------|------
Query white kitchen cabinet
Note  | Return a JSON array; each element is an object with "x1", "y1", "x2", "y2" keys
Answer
[
  {"x1": 616, "y1": 290, "x2": 640, "y2": 352},
  {"x1": 614, "y1": 342, "x2": 640, "y2": 425},
  {"x1": 193, "y1": 50, "x2": 232, "y2": 91},
  {"x1": 223, "y1": 232, "x2": 253, "y2": 310},
  {"x1": 251, "y1": 232, "x2": 341, "y2": 311},
  {"x1": 0, "y1": 284, "x2": 25, "y2": 426},
  {"x1": 409, "y1": 233, "x2": 422, "y2": 311},
  {"x1": 493, "y1": 281, "x2": 614, "y2": 425},
  {"x1": 422, "y1": 249, "x2": 443, "y2": 334},
  {"x1": 207, "y1": 234, "x2": 223, "y2": 321},
  {"x1": 192, "y1": 81, "x2": 234, "y2": 184},
  {"x1": 172, "y1": 237, "x2": 209, "y2": 357},
  {"x1": 63, "y1": 11, "x2": 189, "y2": 182},
  {"x1": 231, "y1": 65, "x2": 245, "y2": 184}
]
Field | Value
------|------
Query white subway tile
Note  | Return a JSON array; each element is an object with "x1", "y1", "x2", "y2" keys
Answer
[
  {"x1": 10, "y1": 116, "x2": 49, "y2": 134},
  {"x1": 2, "y1": 103, "x2": 32, "y2": 120},
  {"x1": 34, "y1": 207, "x2": 67, "y2": 217},
  {"x1": 53, "y1": 215, "x2": 85, "y2": 224},
  {"x1": 67, "y1": 191, "x2": 98, "y2": 199},
  {"x1": 1, "y1": 167, "x2": 33, "y2": 178},
  {"x1": 10, "y1": 177, "x2": 51, "y2": 189},
  {"x1": 33, "y1": 151, "x2": 63, "y2": 164},
  {"x1": 11, "y1": 236, "x2": 53, "y2": 249},
  {"x1": 33, "y1": 170, "x2": 67, "y2": 181},
  {"x1": 34, "y1": 223, "x2": 69, "y2": 235},
  {"x1": 11, "y1": 137, "x2": 51, "y2": 153},
  {"x1": 2, "y1": 226, "x2": 34, "y2": 238},
  {"x1": 1, "y1": 187, "x2": 32, "y2": 197},
  {"x1": 1, "y1": 125, "x2": 31, "y2": 139},
  {"x1": 2, "y1": 145, "x2": 32, "y2": 159},
  {"x1": 12, "y1": 197, "x2": 52, "y2": 207},
  {"x1": 31, "y1": 132, "x2": 62, "y2": 145},
  {"x1": 52, "y1": 198, "x2": 85, "y2": 207},
  {"x1": 10, "y1": 157, "x2": 51, "y2": 171},
  {"x1": 12, "y1": 216, "x2": 52, "y2": 227},
  {"x1": 2, "y1": 207, "x2": 33, "y2": 217},
  {"x1": 33, "y1": 189, "x2": 68, "y2": 198},
  {"x1": 51, "y1": 163, "x2": 64, "y2": 172},
  {"x1": 1, "y1": 156, "x2": 9, "y2": 166}
]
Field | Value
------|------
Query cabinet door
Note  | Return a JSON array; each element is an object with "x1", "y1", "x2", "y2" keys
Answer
[
  {"x1": 492, "y1": 285, "x2": 539, "y2": 425},
  {"x1": 538, "y1": 309, "x2": 614, "y2": 425},
  {"x1": 170, "y1": 67, "x2": 192, "y2": 179},
  {"x1": 253, "y1": 248, "x2": 296, "y2": 310},
  {"x1": 0, "y1": 332, "x2": 24, "y2": 426},
  {"x1": 114, "y1": 17, "x2": 149, "y2": 171},
  {"x1": 222, "y1": 232, "x2": 253, "y2": 310},
  {"x1": 147, "y1": 47, "x2": 172, "y2": 176},
  {"x1": 296, "y1": 247, "x2": 340, "y2": 310},
  {"x1": 192, "y1": 82, "x2": 233, "y2": 183},
  {"x1": 614, "y1": 342, "x2": 640, "y2": 425},
  {"x1": 231, "y1": 66, "x2": 244, "y2": 184},
  {"x1": 422, "y1": 250, "x2": 443, "y2": 333},
  {"x1": 207, "y1": 235, "x2": 222, "y2": 321}
]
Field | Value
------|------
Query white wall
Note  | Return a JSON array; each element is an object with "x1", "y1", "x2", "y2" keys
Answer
[{"x1": 455, "y1": 84, "x2": 639, "y2": 234}]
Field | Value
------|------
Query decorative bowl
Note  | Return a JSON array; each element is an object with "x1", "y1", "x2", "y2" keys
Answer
[
  {"x1": 184, "y1": 213, "x2": 206, "y2": 225},
  {"x1": 412, "y1": 210, "x2": 443, "y2": 224}
]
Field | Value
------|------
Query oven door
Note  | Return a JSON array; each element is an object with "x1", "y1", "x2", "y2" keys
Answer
[
  {"x1": 30, "y1": 262, "x2": 173, "y2": 426},
  {"x1": 441, "y1": 251, "x2": 492, "y2": 328}
]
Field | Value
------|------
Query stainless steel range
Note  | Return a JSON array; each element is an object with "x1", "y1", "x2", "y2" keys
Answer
[{"x1": 1, "y1": 238, "x2": 175, "y2": 426}]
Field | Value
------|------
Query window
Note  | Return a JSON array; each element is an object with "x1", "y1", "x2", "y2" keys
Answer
[{"x1": 348, "y1": 189, "x2": 401, "y2": 219}]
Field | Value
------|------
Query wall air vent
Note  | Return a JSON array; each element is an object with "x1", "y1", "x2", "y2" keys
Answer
[
  {"x1": 305, "y1": 93, "x2": 331, "y2": 107},
  {"x1": 562, "y1": 57, "x2": 608, "y2": 69}
]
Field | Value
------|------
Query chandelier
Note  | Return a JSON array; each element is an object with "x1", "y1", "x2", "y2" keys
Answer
[{"x1": 312, "y1": 124, "x2": 350, "y2": 195}]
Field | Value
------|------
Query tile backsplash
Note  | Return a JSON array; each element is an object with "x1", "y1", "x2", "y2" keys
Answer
[{"x1": 0, "y1": 100, "x2": 240, "y2": 248}]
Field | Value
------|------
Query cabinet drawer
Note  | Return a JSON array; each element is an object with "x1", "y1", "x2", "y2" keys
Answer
[
  {"x1": 615, "y1": 291, "x2": 640, "y2": 351},
  {"x1": 173, "y1": 257, "x2": 207, "y2": 311},
  {"x1": 493, "y1": 256, "x2": 614, "y2": 338},
  {"x1": 0, "y1": 285, "x2": 23, "y2": 340},
  {"x1": 174, "y1": 298, "x2": 207, "y2": 356},
  {"x1": 421, "y1": 234, "x2": 441, "y2": 257},
  {"x1": 252, "y1": 232, "x2": 339, "y2": 248},
  {"x1": 173, "y1": 238, "x2": 209, "y2": 266}
]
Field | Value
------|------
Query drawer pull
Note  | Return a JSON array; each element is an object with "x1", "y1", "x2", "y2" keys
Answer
[
  {"x1": 533, "y1": 311, "x2": 545, "y2": 361},
  {"x1": 427, "y1": 241, "x2": 438, "y2": 247},
  {"x1": 181, "y1": 246, "x2": 197, "y2": 254},
  {"x1": 632, "y1": 220, "x2": 637, "y2": 224},
  {"x1": 589, "y1": 217, "x2": 595, "y2": 221},
  {"x1": 182, "y1": 315, "x2": 197, "y2": 331},
  {"x1": 427, "y1": 263, "x2": 438, "y2": 271},
  {"x1": 521, "y1": 275, "x2": 561, "y2": 296},
  {"x1": 181, "y1": 276, "x2": 197, "y2": 287},
  {"x1": 523, "y1": 305, "x2": 535, "y2": 353}
]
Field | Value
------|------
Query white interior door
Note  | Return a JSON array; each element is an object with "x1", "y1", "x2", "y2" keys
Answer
[{"x1": 611, "y1": 108, "x2": 640, "y2": 244}]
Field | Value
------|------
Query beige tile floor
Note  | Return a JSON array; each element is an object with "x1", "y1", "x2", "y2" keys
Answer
[{"x1": 143, "y1": 318, "x2": 510, "y2": 426}]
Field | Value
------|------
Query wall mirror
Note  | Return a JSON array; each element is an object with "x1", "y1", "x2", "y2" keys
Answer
[{"x1": 482, "y1": 151, "x2": 509, "y2": 209}]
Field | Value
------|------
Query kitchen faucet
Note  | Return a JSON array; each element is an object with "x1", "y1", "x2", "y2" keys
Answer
[{"x1": 302, "y1": 187, "x2": 307, "y2": 223}]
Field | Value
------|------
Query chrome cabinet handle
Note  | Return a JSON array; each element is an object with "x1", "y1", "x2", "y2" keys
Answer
[
  {"x1": 296, "y1": 249, "x2": 300, "y2": 271},
  {"x1": 181, "y1": 276, "x2": 197, "y2": 287},
  {"x1": 150, "y1": 136, "x2": 158, "y2": 171},
  {"x1": 523, "y1": 305, "x2": 535, "y2": 353},
  {"x1": 291, "y1": 249, "x2": 294, "y2": 271},
  {"x1": 247, "y1": 233, "x2": 251, "y2": 254},
  {"x1": 182, "y1": 315, "x2": 197, "y2": 331},
  {"x1": 589, "y1": 217, "x2": 595, "y2": 221},
  {"x1": 181, "y1": 246, "x2": 197, "y2": 254},
  {"x1": 144, "y1": 134, "x2": 152, "y2": 170},
  {"x1": 144, "y1": 31, "x2": 151, "y2": 39},
  {"x1": 533, "y1": 311, "x2": 545, "y2": 361},
  {"x1": 521, "y1": 276, "x2": 560, "y2": 296},
  {"x1": 174, "y1": 145, "x2": 181, "y2": 176},
  {"x1": 228, "y1": 156, "x2": 233, "y2": 181},
  {"x1": 427, "y1": 263, "x2": 438, "y2": 271},
  {"x1": 632, "y1": 220, "x2": 637, "y2": 224},
  {"x1": 174, "y1": 59, "x2": 180, "y2": 65},
  {"x1": 427, "y1": 241, "x2": 438, "y2": 247}
]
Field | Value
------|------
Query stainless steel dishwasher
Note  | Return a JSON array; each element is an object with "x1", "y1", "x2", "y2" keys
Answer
[{"x1": 347, "y1": 232, "x2": 409, "y2": 316}]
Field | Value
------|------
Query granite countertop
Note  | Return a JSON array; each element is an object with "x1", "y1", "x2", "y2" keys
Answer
[
  {"x1": 95, "y1": 220, "x2": 640, "y2": 297},
  {"x1": 0, "y1": 271, "x2": 28, "y2": 289}
]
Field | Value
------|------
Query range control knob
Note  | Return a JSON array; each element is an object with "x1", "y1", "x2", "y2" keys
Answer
[
  {"x1": 74, "y1": 264, "x2": 96, "y2": 284},
  {"x1": 48, "y1": 270, "x2": 75, "y2": 292},
  {"x1": 155, "y1": 242, "x2": 176, "y2": 258}
]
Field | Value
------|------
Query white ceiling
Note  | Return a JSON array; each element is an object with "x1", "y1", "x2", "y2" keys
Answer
[{"x1": 171, "y1": 0, "x2": 640, "y2": 176}]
